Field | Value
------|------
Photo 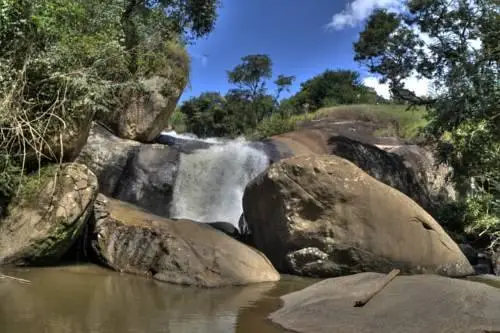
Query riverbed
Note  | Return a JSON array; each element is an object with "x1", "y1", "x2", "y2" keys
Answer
[{"x1": 0, "y1": 264, "x2": 317, "y2": 333}]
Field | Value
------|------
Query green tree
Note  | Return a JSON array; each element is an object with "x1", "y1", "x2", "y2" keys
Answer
[
  {"x1": 0, "y1": 0, "x2": 219, "y2": 198},
  {"x1": 274, "y1": 74, "x2": 296, "y2": 101},
  {"x1": 121, "y1": 0, "x2": 219, "y2": 74},
  {"x1": 288, "y1": 70, "x2": 377, "y2": 113},
  {"x1": 179, "y1": 54, "x2": 296, "y2": 137},
  {"x1": 227, "y1": 54, "x2": 297, "y2": 124},
  {"x1": 179, "y1": 92, "x2": 231, "y2": 137},
  {"x1": 354, "y1": 0, "x2": 500, "y2": 247},
  {"x1": 227, "y1": 54, "x2": 273, "y2": 99}
]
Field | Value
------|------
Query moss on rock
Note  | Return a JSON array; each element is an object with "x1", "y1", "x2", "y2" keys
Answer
[{"x1": 0, "y1": 163, "x2": 98, "y2": 266}]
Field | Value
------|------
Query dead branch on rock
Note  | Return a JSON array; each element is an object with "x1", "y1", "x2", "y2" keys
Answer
[
  {"x1": 354, "y1": 269, "x2": 400, "y2": 307},
  {"x1": 0, "y1": 273, "x2": 31, "y2": 284}
]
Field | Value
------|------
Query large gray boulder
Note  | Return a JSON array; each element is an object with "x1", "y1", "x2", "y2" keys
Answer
[
  {"x1": 77, "y1": 123, "x2": 224, "y2": 219},
  {"x1": 97, "y1": 43, "x2": 190, "y2": 142},
  {"x1": 264, "y1": 130, "x2": 448, "y2": 215},
  {"x1": 91, "y1": 195, "x2": 280, "y2": 287},
  {"x1": 77, "y1": 123, "x2": 179, "y2": 217},
  {"x1": 387, "y1": 144, "x2": 456, "y2": 202},
  {"x1": 0, "y1": 163, "x2": 98, "y2": 265},
  {"x1": 243, "y1": 154, "x2": 474, "y2": 277},
  {"x1": 270, "y1": 273, "x2": 500, "y2": 333},
  {"x1": 77, "y1": 123, "x2": 140, "y2": 196},
  {"x1": 328, "y1": 136, "x2": 434, "y2": 213}
]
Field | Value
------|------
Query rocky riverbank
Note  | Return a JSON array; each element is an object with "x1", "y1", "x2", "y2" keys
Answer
[{"x1": 0, "y1": 107, "x2": 499, "y2": 331}]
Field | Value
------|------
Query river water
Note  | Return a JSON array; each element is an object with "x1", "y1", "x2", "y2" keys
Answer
[{"x1": 0, "y1": 264, "x2": 316, "y2": 333}]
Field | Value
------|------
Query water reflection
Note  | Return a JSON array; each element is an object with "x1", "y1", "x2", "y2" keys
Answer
[{"x1": 0, "y1": 265, "x2": 314, "y2": 333}]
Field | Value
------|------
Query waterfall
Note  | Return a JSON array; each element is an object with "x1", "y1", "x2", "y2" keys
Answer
[
  {"x1": 169, "y1": 137, "x2": 270, "y2": 228},
  {"x1": 160, "y1": 130, "x2": 223, "y2": 144}
]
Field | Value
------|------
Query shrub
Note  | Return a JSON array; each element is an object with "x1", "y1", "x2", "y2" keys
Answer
[{"x1": 252, "y1": 114, "x2": 296, "y2": 139}]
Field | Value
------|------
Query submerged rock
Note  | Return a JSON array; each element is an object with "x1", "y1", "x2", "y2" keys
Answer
[
  {"x1": 243, "y1": 154, "x2": 474, "y2": 277},
  {"x1": 270, "y1": 272, "x2": 500, "y2": 333},
  {"x1": 91, "y1": 195, "x2": 280, "y2": 287},
  {"x1": 0, "y1": 164, "x2": 98, "y2": 265}
]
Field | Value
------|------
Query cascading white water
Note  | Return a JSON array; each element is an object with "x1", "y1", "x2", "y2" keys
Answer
[
  {"x1": 161, "y1": 130, "x2": 223, "y2": 144},
  {"x1": 169, "y1": 137, "x2": 269, "y2": 228}
]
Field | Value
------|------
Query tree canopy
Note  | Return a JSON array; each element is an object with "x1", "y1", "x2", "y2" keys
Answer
[
  {"x1": 0, "y1": 0, "x2": 219, "y2": 197},
  {"x1": 354, "y1": 0, "x2": 500, "y2": 247},
  {"x1": 227, "y1": 54, "x2": 273, "y2": 98},
  {"x1": 287, "y1": 70, "x2": 378, "y2": 113}
]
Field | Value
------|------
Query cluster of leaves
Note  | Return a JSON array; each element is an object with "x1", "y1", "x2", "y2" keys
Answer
[
  {"x1": 0, "y1": 0, "x2": 126, "y2": 199},
  {"x1": 283, "y1": 70, "x2": 378, "y2": 113},
  {"x1": 178, "y1": 55, "x2": 379, "y2": 138},
  {"x1": 178, "y1": 54, "x2": 295, "y2": 137},
  {"x1": 0, "y1": 0, "x2": 219, "y2": 199},
  {"x1": 354, "y1": 0, "x2": 500, "y2": 248}
]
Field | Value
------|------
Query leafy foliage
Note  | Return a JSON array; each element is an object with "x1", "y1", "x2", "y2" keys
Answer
[
  {"x1": 354, "y1": 0, "x2": 500, "y2": 248},
  {"x1": 227, "y1": 54, "x2": 273, "y2": 98},
  {"x1": 180, "y1": 54, "x2": 297, "y2": 137},
  {"x1": 180, "y1": 54, "x2": 384, "y2": 138},
  {"x1": 274, "y1": 74, "x2": 296, "y2": 103},
  {"x1": 0, "y1": 0, "x2": 125, "y2": 194},
  {"x1": 121, "y1": 0, "x2": 219, "y2": 74},
  {"x1": 252, "y1": 114, "x2": 296, "y2": 139},
  {"x1": 0, "y1": 0, "x2": 218, "y2": 198},
  {"x1": 179, "y1": 92, "x2": 229, "y2": 137},
  {"x1": 286, "y1": 70, "x2": 378, "y2": 113}
]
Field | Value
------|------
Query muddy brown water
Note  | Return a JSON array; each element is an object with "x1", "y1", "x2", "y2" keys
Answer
[{"x1": 0, "y1": 264, "x2": 317, "y2": 333}]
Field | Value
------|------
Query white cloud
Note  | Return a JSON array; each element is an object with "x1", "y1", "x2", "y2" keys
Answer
[
  {"x1": 401, "y1": 75, "x2": 430, "y2": 97},
  {"x1": 363, "y1": 77, "x2": 391, "y2": 99},
  {"x1": 331, "y1": 0, "x2": 482, "y2": 99},
  {"x1": 363, "y1": 75, "x2": 431, "y2": 99},
  {"x1": 327, "y1": 0, "x2": 402, "y2": 30},
  {"x1": 190, "y1": 53, "x2": 209, "y2": 68},
  {"x1": 201, "y1": 55, "x2": 208, "y2": 68}
]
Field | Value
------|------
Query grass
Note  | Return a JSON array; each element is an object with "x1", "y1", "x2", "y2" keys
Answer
[
  {"x1": 290, "y1": 104, "x2": 429, "y2": 140},
  {"x1": 169, "y1": 103, "x2": 430, "y2": 141}
]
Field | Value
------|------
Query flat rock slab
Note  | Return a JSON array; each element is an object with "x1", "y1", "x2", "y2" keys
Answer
[
  {"x1": 270, "y1": 272, "x2": 500, "y2": 333},
  {"x1": 91, "y1": 195, "x2": 280, "y2": 287}
]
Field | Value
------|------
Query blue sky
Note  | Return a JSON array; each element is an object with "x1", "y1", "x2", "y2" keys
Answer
[{"x1": 180, "y1": 0, "x2": 375, "y2": 102}]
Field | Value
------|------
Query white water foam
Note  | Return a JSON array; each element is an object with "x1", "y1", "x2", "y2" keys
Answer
[
  {"x1": 160, "y1": 130, "x2": 222, "y2": 144},
  {"x1": 169, "y1": 139, "x2": 269, "y2": 227}
]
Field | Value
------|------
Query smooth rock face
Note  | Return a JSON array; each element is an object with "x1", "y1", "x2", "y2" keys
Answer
[
  {"x1": 267, "y1": 129, "x2": 329, "y2": 159},
  {"x1": 266, "y1": 130, "x2": 453, "y2": 216},
  {"x1": 77, "y1": 123, "x2": 179, "y2": 217},
  {"x1": 103, "y1": 74, "x2": 187, "y2": 142},
  {"x1": 112, "y1": 144, "x2": 178, "y2": 218},
  {"x1": 91, "y1": 195, "x2": 280, "y2": 287},
  {"x1": 77, "y1": 123, "x2": 140, "y2": 196},
  {"x1": 243, "y1": 155, "x2": 474, "y2": 277},
  {"x1": 387, "y1": 144, "x2": 456, "y2": 203},
  {"x1": 0, "y1": 164, "x2": 98, "y2": 265},
  {"x1": 328, "y1": 136, "x2": 434, "y2": 213},
  {"x1": 270, "y1": 273, "x2": 500, "y2": 333}
]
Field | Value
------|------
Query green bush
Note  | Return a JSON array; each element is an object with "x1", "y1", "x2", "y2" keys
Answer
[
  {"x1": 286, "y1": 70, "x2": 378, "y2": 112},
  {"x1": 251, "y1": 114, "x2": 296, "y2": 139},
  {"x1": 169, "y1": 109, "x2": 187, "y2": 132},
  {"x1": 0, "y1": 0, "x2": 218, "y2": 198}
]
